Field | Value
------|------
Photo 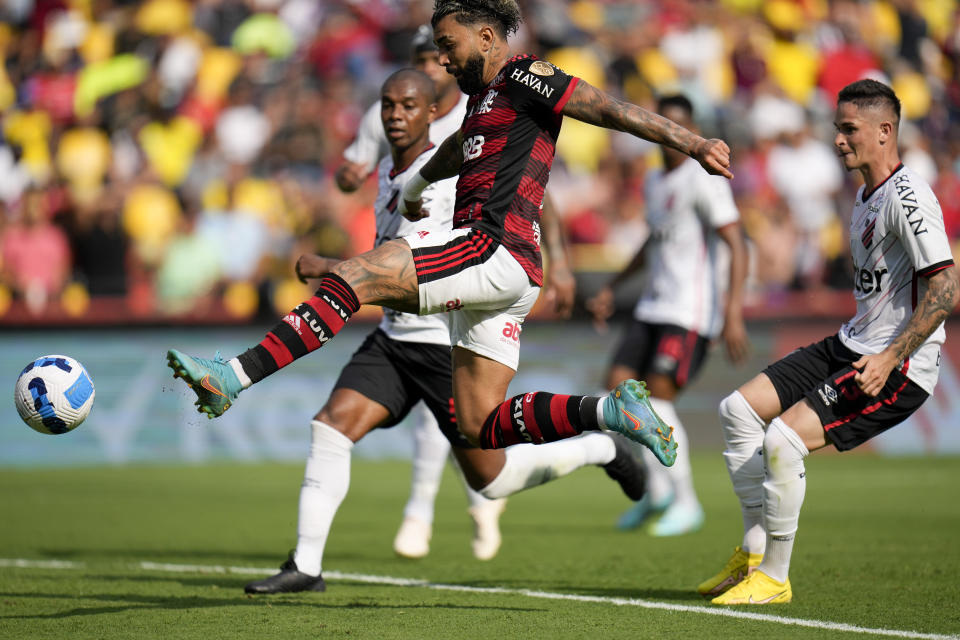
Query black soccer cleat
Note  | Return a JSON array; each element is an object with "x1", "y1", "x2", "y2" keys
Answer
[
  {"x1": 244, "y1": 552, "x2": 327, "y2": 594},
  {"x1": 602, "y1": 433, "x2": 647, "y2": 501}
]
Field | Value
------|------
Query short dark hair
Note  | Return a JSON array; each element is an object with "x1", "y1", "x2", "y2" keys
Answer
[
  {"x1": 431, "y1": 0, "x2": 522, "y2": 38},
  {"x1": 657, "y1": 94, "x2": 694, "y2": 119},
  {"x1": 382, "y1": 68, "x2": 437, "y2": 104},
  {"x1": 837, "y1": 79, "x2": 901, "y2": 122}
]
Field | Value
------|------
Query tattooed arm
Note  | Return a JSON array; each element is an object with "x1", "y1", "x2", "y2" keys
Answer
[
  {"x1": 561, "y1": 80, "x2": 733, "y2": 179},
  {"x1": 400, "y1": 131, "x2": 464, "y2": 221},
  {"x1": 852, "y1": 266, "x2": 959, "y2": 396}
]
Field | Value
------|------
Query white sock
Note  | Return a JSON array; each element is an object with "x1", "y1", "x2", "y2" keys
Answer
[
  {"x1": 228, "y1": 358, "x2": 252, "y2": 389},
  {"x1": 450, "y1": 454, "x2": 498, "y2": 509},
  {"x1": 719, "y1": 390, "x2": 767, "y2": 555},
  {"x1": 479, "y1": 432, "x2": 615, "y2": 500},
  {"x1": 293, "y1": 420, "x2": 354, "y2": 577},
  {"x1": 402, "y1": 403, "x2": 450, "y2": 525},
  {"x1": 648, "y1": 398, "x2": 698, "y2": 509},
  {"x1": 758, "y1": 417, "x2": 808, "y2": 583}
]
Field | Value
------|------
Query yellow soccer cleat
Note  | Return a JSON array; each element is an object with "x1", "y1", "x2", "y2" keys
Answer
[
  {"x1": 697, "y1": 546, "x2": 763, "y2": 597},
  {"x1": 711, "y1": 570, "x2": 792, "y2": 605}
]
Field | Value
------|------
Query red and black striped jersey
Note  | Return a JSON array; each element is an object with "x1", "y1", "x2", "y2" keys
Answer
[{"x1": 454, "y1": 54, "x2": 579, "y2": 285}]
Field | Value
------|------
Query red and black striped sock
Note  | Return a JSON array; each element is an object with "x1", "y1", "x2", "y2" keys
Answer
[
  {"x1": 236, "y1": 274, "x2": 360, "y2": 384},
  {"x1": 478, "y1": 392, "x2": 602, "y2": 449}
]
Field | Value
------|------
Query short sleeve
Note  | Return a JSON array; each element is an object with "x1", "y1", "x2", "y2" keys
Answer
[
  {"x1": 694, "y1": 171, "x2": 739, "y2": 229},
  {"x1": 889, "y1": 178, "x2": 954, "y2": 276},
  {"x1": 342, "y1": 101, "x2": 390, "y2": 171},
  {"x1": 504, "y1": 57, "x2": 580, "y2": 115}
]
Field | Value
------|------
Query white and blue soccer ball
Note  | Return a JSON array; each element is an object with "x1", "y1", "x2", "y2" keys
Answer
[{"x1": 14, "y1": 355, "x2": 95, "y2": 435}]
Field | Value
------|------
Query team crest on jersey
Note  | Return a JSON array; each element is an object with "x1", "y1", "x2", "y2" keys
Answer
[
  {"x1": 529, "y1": 61, "x2": 555, "y2": 76},
  {"x1": 861, "y1": 216, "x2": 876, "y2": 248}
]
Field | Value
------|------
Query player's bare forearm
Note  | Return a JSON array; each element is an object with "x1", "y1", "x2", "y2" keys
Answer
[
  {"x1": 562, "y1": 81, "x2": 732, "y2": 179},
  {"x1": 854, "y1": 266, "x2": 958, "y2": 396},
  {"x1": 886, "y1": 266, "x2": 959, "y2": 363},
  {"x1": 541, "y1": 195, "x2": 575, "y2": 316},
  {"x1": 540, "y1": 194, "x2": 569, "y2": 270},
  {"x1": 419, "y1": 131, "x2": 463, "y2": 182},
  {"x1": 717, "y1": 222, "x2": 750, "y2": 363}
]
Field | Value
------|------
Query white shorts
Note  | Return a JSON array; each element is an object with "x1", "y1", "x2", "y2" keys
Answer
[{"x1": 403, "y1": 227, "x2": 540, "y2": 370}]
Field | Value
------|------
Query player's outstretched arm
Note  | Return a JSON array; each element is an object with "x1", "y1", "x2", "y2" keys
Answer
[
  {"x1": 853, "y1": 266, "x2": 959, "y2": 396},
  {"x1": 400, "y1": 131, "x2": 464, "y2": 221},
  {"x1": 561, "y1": 80, "x2": 733, "y2": 179}
]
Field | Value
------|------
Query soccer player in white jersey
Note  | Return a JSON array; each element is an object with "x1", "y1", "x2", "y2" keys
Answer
[
  {"x1": 242, "y1": 69, "x2": 647, "y2": 594},
  {"x1": 335, "y1": 25, "x2": 469, "y2": 193},
  {"x1": 587, "y1": 95, "x2": 749, "y2": 537},
  {"x1": 335, "y1": 26, "x2": 503, "y2": 561},
  {"x1": 701, "y1": 79, "x2": 958, "y2": 605}
]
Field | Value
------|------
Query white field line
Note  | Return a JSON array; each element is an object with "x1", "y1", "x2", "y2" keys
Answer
[{"x1": 2, "y1": 558, "x2": 957, "y2": 640}]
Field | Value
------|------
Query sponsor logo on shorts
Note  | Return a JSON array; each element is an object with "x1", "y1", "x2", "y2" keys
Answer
[
  {"x1": 444, "y1": 299, "x2": 463, "y2": 312},
  {"x1": 417, "y1": 230, "x2": 430, "y2": 238},
  {"x1": 502, "y1": 321, "x2": 521, "y2": 343},
  {"x1": 818, "y1": 384, "x2": 838, "y2": 406}
]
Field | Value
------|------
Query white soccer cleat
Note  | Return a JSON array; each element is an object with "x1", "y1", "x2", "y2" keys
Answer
[
  {"x1": 393, "y1": 516, "x2": 432, "y2": 559},
  {"x1": 469, "y1": 498, "x2": 506, "y2": 561}
]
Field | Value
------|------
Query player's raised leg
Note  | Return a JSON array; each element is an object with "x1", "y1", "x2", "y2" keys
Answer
[{"x1": 167, "y1": 240, "x2": 418, "y2": 417}]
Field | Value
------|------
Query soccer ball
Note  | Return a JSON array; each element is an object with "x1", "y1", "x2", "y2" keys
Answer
[{"x1": 14, "y1": 355, "x2": 95, "y2": 435}]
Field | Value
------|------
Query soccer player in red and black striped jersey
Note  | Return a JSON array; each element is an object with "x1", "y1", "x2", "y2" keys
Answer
[{"x1": 166, "y1": 0, "x2": 734, "y2": 485}]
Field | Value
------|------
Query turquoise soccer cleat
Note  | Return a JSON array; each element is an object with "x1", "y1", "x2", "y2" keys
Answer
[
  {"x1": 166, "y1": 349, "x2": 242, "y2": 418},
  {"x1": 649, "y1": 501, "x2": 705, "y2": 537},
  {"x1": 602, "y1": 380, "x2": 678, "y2": 467}
]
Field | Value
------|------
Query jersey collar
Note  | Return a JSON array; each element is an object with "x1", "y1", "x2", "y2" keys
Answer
[
  {"x1": 861, "y1": 162, "x2": 904, "y2": 203},
  {"x1": 389, "y1": 142, "x2": 436, "y2": 179}
]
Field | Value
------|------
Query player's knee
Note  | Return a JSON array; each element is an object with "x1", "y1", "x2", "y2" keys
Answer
[{"x1": 718, "y1": 391, "x2": 741, "y2": 424}]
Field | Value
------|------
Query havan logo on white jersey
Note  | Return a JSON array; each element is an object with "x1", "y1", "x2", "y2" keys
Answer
[{"x1": 892, "y1": 172, "x2": 928, "y2": 236}]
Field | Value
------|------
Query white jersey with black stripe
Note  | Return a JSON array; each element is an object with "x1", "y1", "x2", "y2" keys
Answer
[
  {"x1": 374, "y1": 147, "x2": 458, "y2": 346},
  {"x1": 838, "y1": 164, "x2": 954, "y2": 394},
  {"x1": 634, "y1": 158, "x2": 740, "y2": 338}
]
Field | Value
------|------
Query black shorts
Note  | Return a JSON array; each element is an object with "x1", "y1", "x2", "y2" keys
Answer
[
  {"x1": 762, "y1": 334, "x2": 928, "y2": 451},
  {"x1": 611, "y1": 320, "x2": 710, "y2": 389},
  {"x1": 333, "y1": 328, "x2": 474, "y2": 449}
]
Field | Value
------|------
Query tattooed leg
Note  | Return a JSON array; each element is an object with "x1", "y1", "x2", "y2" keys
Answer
[{"x1": 333, "y1": 239, "x2": 421, "y2": 313}]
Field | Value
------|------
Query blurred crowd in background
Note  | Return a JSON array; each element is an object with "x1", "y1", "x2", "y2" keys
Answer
[{"x1": 2, "y1": 0, "x2": 960, "y2": 324}]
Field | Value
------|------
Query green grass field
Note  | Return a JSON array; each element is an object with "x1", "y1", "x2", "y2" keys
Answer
[{"x1": 1, "y1": 453, "x2": 959, "y2": 639}]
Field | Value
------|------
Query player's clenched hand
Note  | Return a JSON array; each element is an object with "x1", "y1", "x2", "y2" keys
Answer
[
  {"x1": 398, "y1": 197, "x2": 429, "y2": 221},
  {"x1": 296, "y1": 254, "x2": 342, "y2": 283},
  {"x1": 544, "y1": 264, "x2": 576, "y2": 318},
  {"x1": 851, "y1": 352, "x2": 898, "y2": 397},
  {"x1": 693, "y1": 138, "x2": 733, "y2": 180},
  {"x1": 721, "y1": 316, "x2": 749, "y2": 365},
  {"x1": 586, "y1": 286, "x2": 615, "y2": 331}
]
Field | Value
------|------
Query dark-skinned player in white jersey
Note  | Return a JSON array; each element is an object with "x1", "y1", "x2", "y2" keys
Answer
[
  {"x1": 700, "y1": 79, "x2": 958, "y2": 605},
  {"x1": 167, "y1": 1, "x2": 734, "y2": 525}
]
